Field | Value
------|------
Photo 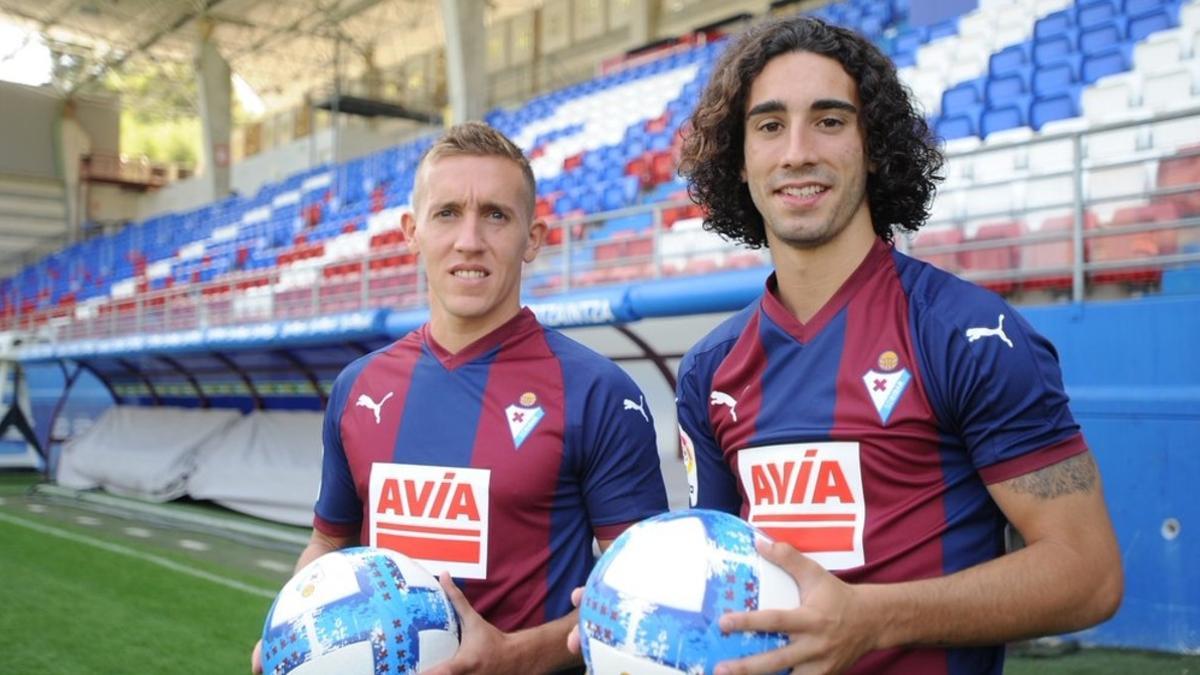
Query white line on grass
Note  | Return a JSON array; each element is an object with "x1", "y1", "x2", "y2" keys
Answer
[{"x1": 0, "y1": 511, "x2": 276, "y2": 599}]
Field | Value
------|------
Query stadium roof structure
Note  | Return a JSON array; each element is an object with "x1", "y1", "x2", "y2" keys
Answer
[{"x1": 0, "y1": 0, "x2": 538, "y2": 113}]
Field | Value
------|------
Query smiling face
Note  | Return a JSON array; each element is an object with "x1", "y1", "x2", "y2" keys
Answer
[
  {"x1": 741, "y1": 50, "x2": 873, "y2": 251},
  {"x1": 403, "y1": 153, "x2": 545, "y2": 343}
]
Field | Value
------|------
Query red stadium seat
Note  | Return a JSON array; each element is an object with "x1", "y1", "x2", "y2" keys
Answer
[
  {"x1": 910, "y1": 226, "x2": 963, "y2": 273},
  {"x1": 962, "y1": 221, "x2": 1020, "y2": 294}
]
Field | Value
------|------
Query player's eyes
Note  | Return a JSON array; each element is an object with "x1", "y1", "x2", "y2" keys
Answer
[{"x1": 757, "y1": 120, "x2": 783, "y2": 133}]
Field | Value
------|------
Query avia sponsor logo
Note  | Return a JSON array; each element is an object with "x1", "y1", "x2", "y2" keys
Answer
[
  {"x1": 737, "y1": 442, "x2": 865, "y2": 570},
  {"x1": 369, "y1": 463, "x2": 491, "y2": 579}
]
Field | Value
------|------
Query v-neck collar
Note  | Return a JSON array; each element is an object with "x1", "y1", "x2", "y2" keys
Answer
[
  {"x1": 421, "y1": 307, "x2": 540, "y2": 370},
  {"x1": 760, "y1": 238, "x2": 891, "y2": 343}
]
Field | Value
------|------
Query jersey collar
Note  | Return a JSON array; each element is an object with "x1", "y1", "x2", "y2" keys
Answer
[
  {"x1": 760, "y1": 237, "x2": 892, "y2": 343},
  {"x1": 421, "y1": 307, "x2": 541, "y2": 370}
]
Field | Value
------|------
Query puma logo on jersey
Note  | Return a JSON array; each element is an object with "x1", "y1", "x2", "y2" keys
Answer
[
  {"x1": 623, "y1": 395, "x2": 649, "y2": 422},
  {"x1": 356, "y1": 392, "x2": 394, "y2": 424},
  {"x1": 966, "y1": 313, "x2": 1014, "y2": 348},
  {"x1": 710, "y1": 390, "x2": 738, "y2": 421}
]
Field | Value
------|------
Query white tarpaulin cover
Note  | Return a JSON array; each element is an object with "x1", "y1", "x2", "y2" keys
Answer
[
  {"x1": 186, "y1": 409, "x2": 324, "y2": 526},
  {"x1": 56, "y1": 406, "x2": 242, "y2": 501}
]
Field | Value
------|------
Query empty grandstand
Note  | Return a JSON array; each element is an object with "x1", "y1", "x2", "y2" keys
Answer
[{"x1": 0, "y1": 0, "x2": 1197, "y2": 669}]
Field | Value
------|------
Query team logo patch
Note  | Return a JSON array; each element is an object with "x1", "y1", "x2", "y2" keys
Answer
[
  {"x1": 369, "y1": 463, "x2": 491, "y2": 579},
  {"x1": 505, "y1": 391, "x2": 545, "y2": 449},
  {"x1": 862, "y1": 351, "x2": 911, "y2": 424},
  {"x1": 736, "y1": 442, "x2": 865, "y2": 570}
]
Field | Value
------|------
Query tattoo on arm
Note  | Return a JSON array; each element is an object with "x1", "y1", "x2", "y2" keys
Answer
[{"x1": 1006, "y1": 452, "x2": 1098, "y2": 499}]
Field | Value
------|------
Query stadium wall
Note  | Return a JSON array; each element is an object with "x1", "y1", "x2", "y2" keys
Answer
[
  {"x1": 0, "y1": 82, "x2": 119, "y2": 180},
  {"x1": 1021, "y1": 296, "x2": 1200, "y2": 653}
]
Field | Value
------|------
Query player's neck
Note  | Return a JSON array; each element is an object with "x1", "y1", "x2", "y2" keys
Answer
[
  {"x1": 427, "y1": 304, "x2": 522, "y2": 354},
  {"x1": 769, "y1": 220, "x2": 877, "y2": 324}
]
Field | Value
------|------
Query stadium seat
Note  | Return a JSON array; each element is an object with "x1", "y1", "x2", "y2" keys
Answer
[
  {"x1": 1034, "y1": 61, "x2": 1080, "y2": 97},
  {"x1": 1031, "y1": 92, "x2": 1080, "y2": 129},
  {"x1": 982, "y1": 103, "x2": 1029, "y2": 137},
  {"x1": 990, "y1": 43, "x2": 1035, "y2": 78},
  {"x1": 1134, "y1": 29, "x2": 1190, "y2": 75},
  {"x1": 909, "y1": 225, "x2": 963, "y2": 272},
  {"x1": 1154, "y1": 145, "x2": 1200, "y2": 217},
  {"x1": 962, "y1": 220, "x2": 1021, "y2": 293},
  {"x1": 1035, "y1": 9, "x2": 1075, "y2": 41},
  {"x1": 1023, "y1": 212, "x2": 1086, "y2": 290},
  {"x1": 1128, "y1": 7, "x2": 1179, "y2": 42},
  {"x1": 1082, "y1": 46, "x2": 1131, "y2": 84},
  {"x1": 1076, "y1": 0, "x2": 1121, "y2": 31},
  {"x1": 1087, "y1": 203, "x2": 1178, "y2": 285},
  {"x1": 1081, "y1": 71, "x2": 1141, "y2": 122}
]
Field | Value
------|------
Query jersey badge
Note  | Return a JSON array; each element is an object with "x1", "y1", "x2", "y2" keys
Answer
[
  {"x1": 505, "y1": 391, "x2": 545, "y2": 449},
  {"x1": 862, "y1": 350, "x2": 910, "y2": 424}
]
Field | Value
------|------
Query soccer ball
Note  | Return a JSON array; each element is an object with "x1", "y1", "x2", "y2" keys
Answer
[
  {"x1": 579, "y1": 510, "x2": 800, "y2": 675},
  {"x1": 261, "y1": 547, "x2": 460, "y2": 674}
]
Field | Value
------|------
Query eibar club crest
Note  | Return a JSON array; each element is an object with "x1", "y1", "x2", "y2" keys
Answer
[
  {"x1": 505, "y1": 391, "x2": 545, "y2": 449},
  {"x1": 862, "y1": 350, "x2": 911, "y2": 424}
]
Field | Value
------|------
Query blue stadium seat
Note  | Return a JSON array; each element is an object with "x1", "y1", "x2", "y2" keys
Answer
[
  {"x1": 1082, "y1": 46, "x2": 1131, "y2": 84},
  {"x1": 1035, "y1": 10, "x2": 1075, "y2": 41},
  {"x1": 1031, "y1": 92, "x2": 1080, "y2": 129},
  {"x1": 1079, "y1": 20, "x2": 1127, "y2": 57},
  {"x1": 1128, "y1": 7, "x2": 1179, "y2": 42},
  {"x1": 936, "y1": 107, "x2": 983, "y2": 140},
  {"x1": 1034, "y1": 30, "x2": 1083, "y2": 68},
  {"x1": 982, "y1": 103, "x2": 1029, "y2": 137},
  {"x1": 987, "y1": 69, "x2": 1034, "y2": 105},
  {"x1": 1076, "y1": 0, "x2": 1121, "y2": 30},
  {"x1": 928, "y1": 18, "x2": 959, "y2": 41},
  {"x1": 941, "y1": 78, "x2": 986, "y2": 117},
  {"x1": 1034, "y1": 62, "x2": 1081, "y2": 97},
  {"x1": 990, "y1": 43, "x2": 1034, "y2": 77}
]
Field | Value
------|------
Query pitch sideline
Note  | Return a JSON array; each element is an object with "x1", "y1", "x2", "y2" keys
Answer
[{"x1": 0, "y1": 509, "x2": 277, "y2": 599}]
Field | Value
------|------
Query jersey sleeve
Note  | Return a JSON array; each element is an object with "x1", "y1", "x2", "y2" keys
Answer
[
  {"x1": 917, "y1": 292, "x2": 1087, "y2": 484},
  {"x1": 576, "y1": 366, "x2": 669, "y2": 541},
  {"x1": 676, "y1": 349, "x2": 742, "y2": 514},
  {"x1": 312, "y1": 365, "x2": 365, "y2": 538}
]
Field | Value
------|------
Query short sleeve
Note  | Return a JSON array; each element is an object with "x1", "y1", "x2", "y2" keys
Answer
[
  {"x1": 577, "y1": 367, "x2": 669, "y2": 540},
  {"x1": 313, "y1": 365, "x2": 365, "y2": 538},
  {"x1": 917, "y1": 295, "x2": 1086, "y2": 484},
  {"x1": 676, "y1": 350, "x2": 742, "y2": 514}
]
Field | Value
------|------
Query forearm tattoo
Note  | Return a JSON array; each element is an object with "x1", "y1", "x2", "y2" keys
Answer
[{"x1": 1006, "y1": 452, "x2": 1098, "y2": 499}]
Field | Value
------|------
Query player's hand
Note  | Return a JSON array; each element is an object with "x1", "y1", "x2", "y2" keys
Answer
[
  {"x1": 251, "y1": 638, "x2": 263, "y2": 674},
  {"x1": 565, "y1": 586, "x2": 584, "y2": 655},
  {"x1": 714, "y1": 539, "x2": 876, "y2": 675},
  {"x1": 425, "y1": 572, "x2": 522, "y2": 675}
]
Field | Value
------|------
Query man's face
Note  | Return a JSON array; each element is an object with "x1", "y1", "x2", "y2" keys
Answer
[
  {"x1": 403, "y1": 154, "x2": 544, "y2": 332},
  {"x1": 742, "y1": 50, "x2": 872, "y2": 250}
]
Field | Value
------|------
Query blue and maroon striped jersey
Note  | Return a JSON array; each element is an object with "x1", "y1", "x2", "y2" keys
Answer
[
  {"x1": 315, "y1": 308, "x2": 668, "y2": 632},
  {"x1": 677, "y1": 239, "x2": 1087, "y2": 674}
]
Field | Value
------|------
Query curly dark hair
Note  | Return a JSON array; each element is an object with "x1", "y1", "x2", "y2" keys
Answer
[{"x1": 679, "y1": 16, "x2": 943, "y2": 248}]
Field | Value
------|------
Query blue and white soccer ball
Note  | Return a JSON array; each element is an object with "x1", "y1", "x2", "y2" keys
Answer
[
  {"x1": 580, "y1": 510, "x2": 801, "y2": 675},
  {"x1": 261, "y1": 546, "x2": 460, "y2": 674}
]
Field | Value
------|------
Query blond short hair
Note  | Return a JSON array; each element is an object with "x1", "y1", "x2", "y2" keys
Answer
[{"x1": 412, "y1": 121, "x2": 537, "y2": 217}]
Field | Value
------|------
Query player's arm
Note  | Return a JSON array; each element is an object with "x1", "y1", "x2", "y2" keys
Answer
[
  {"x1": 714, "y1": 450, "x2": 1121, "y2": 674},
  {"x1": 294, "y1": 528, "x2": 359, "y2": 574},
  {"x1": 859, "y1": 450, "x2": 1122, "y2": 646}
]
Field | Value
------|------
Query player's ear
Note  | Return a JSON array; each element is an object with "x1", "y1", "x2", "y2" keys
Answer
[
  {"x1": 523, "y1": 218, "x2": 547, "y2": 264},
  {"x1": 401, "y1": 210, "x2": 420, "y2": 256}
]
